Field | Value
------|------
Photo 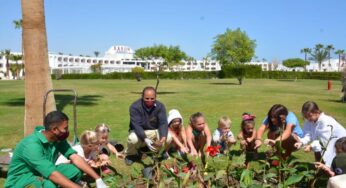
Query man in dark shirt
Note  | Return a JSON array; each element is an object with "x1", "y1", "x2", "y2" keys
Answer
[{"x1": 125, "y1": 86, "x2": 171, "y2": 165}]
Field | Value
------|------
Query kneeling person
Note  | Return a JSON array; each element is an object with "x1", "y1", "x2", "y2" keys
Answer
[
  {"x1": 5, "y1": 111, "x2": 107, "y2": 188},
  {"x1": 125, "y1": 86, "x2": 172, "y2": 165}
]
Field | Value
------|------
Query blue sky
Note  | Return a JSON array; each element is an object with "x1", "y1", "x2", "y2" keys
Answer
[{"x1": 1, "y1": 0, "x2": 345, "y2": 61}]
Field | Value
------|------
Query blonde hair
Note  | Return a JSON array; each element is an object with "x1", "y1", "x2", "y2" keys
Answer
[
  {"x1": 95, "y1": 123, "x2": 110, "y2": 134},
  {"x1": 80, "y1": 130, "x2": 98, "y2": 146},
  {"x1": 218, "y1": 116, "x2": 231, "y2": 129}
]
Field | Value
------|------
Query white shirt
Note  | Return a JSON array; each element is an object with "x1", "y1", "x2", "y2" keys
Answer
[
  {"x1": 55, "y1": 144, "x2": 97, "y2": 165},
  {"x1": 299, "y1": 113, "x2": 346, "y2": 167},
  {"x1": 212, "y1": 128, "x2": 234, "y2": 144}
]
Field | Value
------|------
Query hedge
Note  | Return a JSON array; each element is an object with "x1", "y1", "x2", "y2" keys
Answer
[
  {"x1": 55, "y1": 70, "x2": 341, "y2": 81},
  {"x1": 57, "y1": 71, "x2": 219, "y2": 80}
]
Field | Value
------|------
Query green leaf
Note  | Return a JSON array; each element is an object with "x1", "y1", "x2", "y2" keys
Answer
[
  {"x1": 240, "y1": 169, "x2": 253, "y2": 187},
  {"x1": 215, "y1": 170, "x2": 227, "y2": 180},
  {"x1": 285, "y1": 174, "x2": 304, "y2": 186},
  {"x1": 182, "y1": 171, "x2": 191, "y2": 186},
  {"x1": 264, "y1": 173, "x2": 277, "y2": 179}
]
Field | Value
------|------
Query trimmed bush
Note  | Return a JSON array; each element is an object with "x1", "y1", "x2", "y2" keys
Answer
[{"x1": 56, "y1": 70, "x2": 341, "y2": 81}]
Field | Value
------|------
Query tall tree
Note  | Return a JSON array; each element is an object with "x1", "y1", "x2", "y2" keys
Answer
[
  {"x1": 326, "y1": 44, "x2": 334, "y2": 66},
  {"x1": 309, "y1": 44, "x2": 328, "y2": 70},
  {"x1": 335, "y1": 49, "x2": 345, "y2": 71},
  {"x1": 211, "y1": 28, "x2": 256, "y2": 66},
  {"x1": 13, "y1": 19, "x2": 25, "y2": 77},
  {"x1": 94, "y1": 51, "x2": 100, "y2": 57},
  {"x1": 0, "y1": 49, "x2": 11, "y2": 79},
  {"x1": 300, "y1": 48, "x2": 311, "y2": 62},
  {"x1": 22, "y1": 0, "x2": 56, "y2": 135}
]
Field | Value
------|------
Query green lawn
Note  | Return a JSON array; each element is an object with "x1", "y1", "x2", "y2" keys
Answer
[{"x1": 0, "y1": 78, "x2": 345, "y2": 186}]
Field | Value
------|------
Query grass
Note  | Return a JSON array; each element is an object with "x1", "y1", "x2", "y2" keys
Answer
[{"x1": 0, "y1": 78, "x2": 345, "y2": 186}]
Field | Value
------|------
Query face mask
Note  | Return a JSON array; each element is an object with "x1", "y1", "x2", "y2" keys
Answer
[
  {"x1": 144, "y1": 101, "x2": 154, "y2": 108},
  {"x1": 56, "y1": 130, "x2": 69, "y2": 141}
]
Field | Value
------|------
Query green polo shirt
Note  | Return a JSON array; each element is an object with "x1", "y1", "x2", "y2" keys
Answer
[{"x1": 5, "y1": 126, "x2": 77, "y2": 188}]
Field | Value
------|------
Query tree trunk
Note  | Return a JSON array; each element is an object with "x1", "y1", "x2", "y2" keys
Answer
[{"x1": 22, "y1": 0, "x2": 56, "y2": 136}]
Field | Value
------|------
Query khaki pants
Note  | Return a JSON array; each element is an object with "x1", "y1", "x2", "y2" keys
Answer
[
  {"x1": 126, "y1": 130, "x2": 172, "y2": 156},
  {"x1": 327, "y1": 174, "x2": 346, "y2": 188}
]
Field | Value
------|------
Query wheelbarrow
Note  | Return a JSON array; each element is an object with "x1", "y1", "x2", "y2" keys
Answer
[{"x1": 43, "y1": 89, "x2": 79, "y2": 145}]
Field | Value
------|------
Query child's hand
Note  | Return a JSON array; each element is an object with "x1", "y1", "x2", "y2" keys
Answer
[
  {"x1": 254, "y1": 139, "x2": 262, "y2": 149},
  {"x1": 240, "y1": 140, "x2": 247, "y2": 147},
  {"x1": 190, "y1": 149, "x2": 198, "y2": 156},
  {"x1": 116, "y1": 153, "x2": 125, "y2": 160},
  {"x1": 228, "y1": 137, "x2": 236, "y2": 144},
  {"x1": 314, "y1": 162, "x2": 325, "y2": 169},
  {"x1": 304, "y1": 144, "x2": 312, "y2": 152},
  {"x1": 180, "y1": 147, "x2": 189, "y2": 154},
  {"x1": 264, "y1": 139, "x2": 276, "y2": 146},
  {"x1": 99, "y1": 154, "x2": 111, "y2": 166},
  {"x1": 294, "y1": 142, "x2": 303, "y2": 149},
  {"x1": 221, "y1": 133, "x2": 227, "y2": 141}
]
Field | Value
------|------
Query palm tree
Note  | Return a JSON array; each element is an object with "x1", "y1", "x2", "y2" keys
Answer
[
  {"x1": 1, "y1": 49, "x2": 11, "y2": 79},
  {"x1": 22, "y1": 0, "x2": 56, "y2": 135},
  {"x1": 309, "y1": 44, "x2": 328, "y2": 71},
  {"x1": 300, "y1": 48, "x2": 311, "y2": 62},
  {"x1": 335, "y1": 49, "x2": 345, "y2": 71},
  {"x1": 13, "y1": 19, "x2": 24, "y2": 77},
  {"x1": 94, "y1": 51, "x2": 100, "y2": 57},
  {"x1": 326, "y1": 44, "x2": 335, "y2": 66},
  {"x1": 10, "y1": 54, "x2": 23, "y2": 79},
  {"x1": 300, "y1": 48, "x2": 311, "y2": 71}
]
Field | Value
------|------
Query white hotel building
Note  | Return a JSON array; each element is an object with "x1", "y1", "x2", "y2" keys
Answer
[{"x1": 0, "y1": 45, "x2": 345, "y2": 80}]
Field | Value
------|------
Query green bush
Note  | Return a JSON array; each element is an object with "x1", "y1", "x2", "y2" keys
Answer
[
  {"x1": 57, "y1": 70, "x2": 340, "y2": 81},
  {"x1": 220, "y1": 64, "x2": 262, "y2": 78}
]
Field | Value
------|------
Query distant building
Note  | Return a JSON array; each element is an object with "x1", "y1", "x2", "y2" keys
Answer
[{"x1": 1, "y1": 45, "x2": 345, "y2": 80}]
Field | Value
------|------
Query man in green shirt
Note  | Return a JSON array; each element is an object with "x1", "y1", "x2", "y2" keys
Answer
[{"x1": 5, "y1": 111, "x2": 108, "y2": 188}]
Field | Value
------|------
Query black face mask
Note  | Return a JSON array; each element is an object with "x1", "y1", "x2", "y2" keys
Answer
[{"x1": 54, "y1": 128, "x2": 69, "y2": 141}]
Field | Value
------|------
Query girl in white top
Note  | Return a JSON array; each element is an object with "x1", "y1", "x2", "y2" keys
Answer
[
  {"x1": 56, "y1": 130, "x2": 98, "y2": 165},
  {"x1": 167, "y1": 109, "x2": 189, "y2": 154},
  {"x1": 295, "y1": 101, "x2": 346, "y2": 167}
]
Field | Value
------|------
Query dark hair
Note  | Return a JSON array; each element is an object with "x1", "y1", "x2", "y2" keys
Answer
[
  {"x1": 142, "y1": 86, "x2": 156, "y2": 98},
  {"x1": 189, "y1": 112, "x2": 204, "y2": 125},
  {"x1": 44, "y1": 111, "x2": 69, "y2": 130},
  {"x1": 267, "y1": 104, "x2": 288, "y2": 129},
  {"x1": 301, "y1": 101, "x2": 321, "y2": 116},
  {"x1": 241, "y1": 112, "x2": 255, "y2": 133},
  {"x1": 335, "y1": 137, "x2": 346, "y2": 153}
]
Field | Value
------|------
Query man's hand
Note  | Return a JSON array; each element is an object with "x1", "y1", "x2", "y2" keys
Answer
[
  {"x1": 96, "y1": 178, "x2": 108, "y2": 188},
  {"x1": 159, "y1": 137, "x2": 166, "y2": 143},
  {"x1": 144, "y1": 138, "x2": 157, "y2": 152},
  {"x1": 294, "y1": 142, "x2": 303, "y2": 149}
]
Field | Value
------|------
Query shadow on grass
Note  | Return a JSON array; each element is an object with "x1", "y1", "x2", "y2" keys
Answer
[
  {"x1": 209, "y1": 82, "x2": 239, "y2": 85},
  {"x1": 2, "y1": 94, "x2": 102, "y2": 111},
  {"x1": 323, "y1": 98, "x2": 346, "y2": 104},
  {"x1": 276, "y1": 79, "x2": 297, "y2": 82},
  {"x1": 130, "y1": 91, "x2": 177, "y2": 95}
]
